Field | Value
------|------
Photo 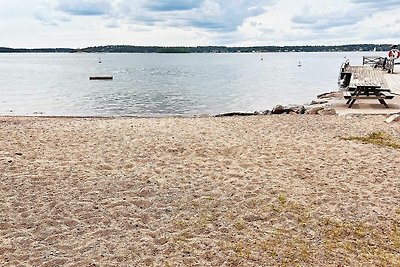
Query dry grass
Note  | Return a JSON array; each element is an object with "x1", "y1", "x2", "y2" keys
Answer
[{"x1": 342, "y1": 131, "x2": 400, "y2": 149}]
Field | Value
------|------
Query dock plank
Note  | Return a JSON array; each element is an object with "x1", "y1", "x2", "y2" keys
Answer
[{"x1": 344, "y1": 66, "x2": 388, "y2": 89}]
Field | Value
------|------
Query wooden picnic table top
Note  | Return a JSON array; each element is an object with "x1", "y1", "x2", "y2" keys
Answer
[{"x1": 352, "y1": 83, "x2": 382, "y2": 89}]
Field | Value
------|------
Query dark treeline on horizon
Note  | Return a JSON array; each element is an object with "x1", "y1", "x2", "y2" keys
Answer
[
  {"x1": 0, "y1": 47, "x2": 74, "y2": 53},
  {"x1": 0, "y1": 44, "x2": 394, "y2": 53}
]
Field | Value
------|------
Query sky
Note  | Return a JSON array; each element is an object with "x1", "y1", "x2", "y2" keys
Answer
[{"x1": 1, "y1": 0, "x2": 399, "y2": 48}]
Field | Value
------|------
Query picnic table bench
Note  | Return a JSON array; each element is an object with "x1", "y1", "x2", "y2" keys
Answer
[{"x1": 343, "y1": 83, "x2": 394, "y2": 108}]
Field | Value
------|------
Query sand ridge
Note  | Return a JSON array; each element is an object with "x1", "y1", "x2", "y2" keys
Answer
[{"x1": 1, "y1": 115, "x2": 400, "y2": 266}]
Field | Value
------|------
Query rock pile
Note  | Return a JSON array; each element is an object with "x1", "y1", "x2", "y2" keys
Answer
[{"x1": 215, "y1": 91, "x2": 339, "y2": 117}]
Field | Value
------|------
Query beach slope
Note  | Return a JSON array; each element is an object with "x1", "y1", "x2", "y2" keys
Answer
[{"x1": 1, "y1": 116, "x2": 400, "y2": 266}]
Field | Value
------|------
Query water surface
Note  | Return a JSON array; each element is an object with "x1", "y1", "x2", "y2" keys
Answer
[{"x1": 0, "y1": 52, "x2": 385, "y2": 116}]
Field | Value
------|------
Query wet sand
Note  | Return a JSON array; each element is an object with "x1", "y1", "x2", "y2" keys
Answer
[{"x1": 1, "y1": 115, "x2": 400, "y2": 266}]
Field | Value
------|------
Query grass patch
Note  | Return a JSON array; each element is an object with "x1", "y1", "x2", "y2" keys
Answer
[
  {"x1": 342, "y1": 131, "x2": 400, "y2": 149},
  {"x1": 278, "y1": 193, "x2": 287, "y2": 206},
  {"x1": 234, "y1": 220, "x2": 246, "y2": 231}
]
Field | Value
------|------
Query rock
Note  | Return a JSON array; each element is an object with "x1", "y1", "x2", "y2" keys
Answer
[
  {"x1": 272, "y1": 105, "x2": 285, "y2": 114},
  {"x1": 305, "y1": 106, "x2": 324, "y2": 114},
  {"x1": 285, "y1": 105, "x2": 306, "y2": 114},
  {"x1": 311, "y1": 99, "x2": 328, "y2": 105},
  {"x1": 317, "y1": 108, "x2": 336, "y2": 115},
  {"x1": 269, "y1": 105, "x2": 306, "y2": 115},
  {"x1": 15, "y1": 152, "x2": 23, "y2": 156},
  {"x1": 215, "y1": 112, "x2": 256, "y2": 117},
  {"x1": 317, "y1": 92, "x2": 340, "y2": 98},
  {"x1": 385, "y1": 114, "x2": 400, "y2": 123}
]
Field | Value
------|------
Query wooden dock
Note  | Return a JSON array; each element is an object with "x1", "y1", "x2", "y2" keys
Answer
[
  {"x1": 341, "y1": 65, "x2": 388, "y2": 90},
  {"x1": 337, "y1": 59, "x2": 398, "y2": 109},
  {"x1": 332, "y1": 60, "x2": 400, "y2": 114}
]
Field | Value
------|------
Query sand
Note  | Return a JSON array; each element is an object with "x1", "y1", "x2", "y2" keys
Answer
[{"x1": 1, "y1": 115, "x2": 400, "y2": 266}]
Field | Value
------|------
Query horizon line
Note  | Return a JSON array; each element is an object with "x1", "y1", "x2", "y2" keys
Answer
[{"x1": 1, "y1": 43, "x2": 397, "y2": 50}]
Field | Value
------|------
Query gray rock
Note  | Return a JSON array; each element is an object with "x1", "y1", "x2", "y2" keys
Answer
[
  {"x1": 261, "y1": 110, "x2": 272, "y2": 115},
  {"x1": 272, "y1": 105, "x2": 285, "y2": 114},
  {"x1": 215, "y1": 112, "x2": 255, "y2": 117},
  {"x1": 317, "y1": 92, "x2": 340, "y2": 99},
  {"x1": 305, "y1": 106, "x2": 324, "y2": 114},
  {"x1": 311, "y1": 99, "x2": 328, "y2": 105},
  {"x1": 271, "y1": 104, "x2": 305, "y2": 114},
  {"x1": 285, "y1": 105, "x2": 306, "y2": 114},
  {"x1": 317, "y1": 108, "x2": 336, "y2": 115}
]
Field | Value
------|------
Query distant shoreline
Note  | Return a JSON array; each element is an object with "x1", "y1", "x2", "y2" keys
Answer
[{"x1": 0, "y1": 44, "x2": 393, "y2": 54}]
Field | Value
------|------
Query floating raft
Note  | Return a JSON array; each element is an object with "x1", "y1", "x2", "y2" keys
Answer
[{"x1": 89, "y1": 76, "x2": 113, "y2": 80}]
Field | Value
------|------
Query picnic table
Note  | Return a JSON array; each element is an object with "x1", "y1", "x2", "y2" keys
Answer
[{"x1": 343, "y1": 82, "x2": 394, "y2": 108}]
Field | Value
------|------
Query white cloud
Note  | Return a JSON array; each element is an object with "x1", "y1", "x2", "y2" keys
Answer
[{"x1": 0, "y1": 0, "x2": 399, "y2": 48}]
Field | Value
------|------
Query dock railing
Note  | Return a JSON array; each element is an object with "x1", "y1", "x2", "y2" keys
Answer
[
  {"x1": 362, "y1": 56, "x2": 395, "y2": 73},
  {"x1": 362, "y1": 56, "x2": 385, "y2": 67}
]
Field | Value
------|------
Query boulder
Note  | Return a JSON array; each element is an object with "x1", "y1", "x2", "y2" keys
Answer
[
  {"x1": 286, "y1": 105, "x2": 306, "y2": 114},
  {"x1": 317, "y1": 108, "x2": 336, "y2": 115},
  {"x1": 305, "y1": 106, "x2": 324, "y2": 115},
  {"x1": 317, "y1": 92, "x2": 340, "y2": 99},
  {"x1": 271, "y1": 105, "x2": 285, "y2": 114},
  {"x1": 271, "y1": 104, "x2": 305, "y2": 114},
  {"x1": 215, "y1": 112, "x2": 255, "y2": 117},
  {"x1": 311, "y1": 99, "x2": 328, "y2": 105}
]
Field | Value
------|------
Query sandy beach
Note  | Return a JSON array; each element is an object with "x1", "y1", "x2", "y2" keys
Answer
[{"x1": 1, "y1": 115, "x2": 400, "y2": 266}]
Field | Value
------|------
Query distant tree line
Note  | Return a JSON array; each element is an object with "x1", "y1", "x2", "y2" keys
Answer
[
  {"x1": 0, "y1": 44, "x2": 395, "y2": 53},
  {"x1": 0, "y1": 47, "x2": 74, "y2": 53}
]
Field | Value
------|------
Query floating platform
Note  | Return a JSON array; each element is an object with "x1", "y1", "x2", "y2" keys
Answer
[{"x1": 89, "y1": 76, "x2": 113, "y2": 80}]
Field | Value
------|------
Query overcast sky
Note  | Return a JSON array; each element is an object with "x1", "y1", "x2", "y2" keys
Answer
[{"x1": 1, "y1": 0, "x2": 399, "y2": 48}]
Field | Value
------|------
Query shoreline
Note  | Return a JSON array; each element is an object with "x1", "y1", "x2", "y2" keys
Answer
[{"x1": 3, "y1": 78, "x2": 400, "y2": 118}]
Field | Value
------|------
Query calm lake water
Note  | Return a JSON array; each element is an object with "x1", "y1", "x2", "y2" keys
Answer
[{"x1": 0, "y1": 52, "x2": 386, "y2": 116}]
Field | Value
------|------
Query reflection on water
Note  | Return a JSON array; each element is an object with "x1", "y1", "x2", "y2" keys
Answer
[{"x1": 0, "y1": 52, "x2": 384, "y2": 116}]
